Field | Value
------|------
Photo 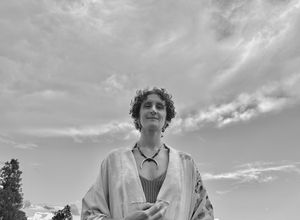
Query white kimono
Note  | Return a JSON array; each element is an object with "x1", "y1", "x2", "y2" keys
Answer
[{"x1": 81, "y1": 146, "x2": 214, "y2": 220}]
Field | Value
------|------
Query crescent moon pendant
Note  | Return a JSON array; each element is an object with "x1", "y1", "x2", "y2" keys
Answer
[{"x1": 140, "y1": 158, "x2": 159, "y2": 169}]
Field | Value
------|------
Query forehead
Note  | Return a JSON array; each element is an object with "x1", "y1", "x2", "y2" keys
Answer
[{"x1": 143, "y1": 93, "x2": 165, "y2": 103}]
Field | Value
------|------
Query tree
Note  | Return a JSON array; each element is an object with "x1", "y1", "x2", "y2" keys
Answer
[
  {"x1": 52, "y1": 205, "x2": 72, "y2": 220},
  {"x1": 0, "y1": 159, "x2": 26, "y2": 220}
]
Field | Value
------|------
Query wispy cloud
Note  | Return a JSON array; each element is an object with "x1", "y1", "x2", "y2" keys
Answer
[
  {"x1": 1, "y1": 0, "x2": 300, "y2": 141},
  {"x1": 211, "y1": 0, "x2": 300, "y2": 87},
  {"x1": 171, "y1": 74, "x2": 300, "y2": 131},
  {"x1": 203, "y1": 161, "x2": 300, "y2": 184},
  {"x1": 19, "y1": 74, "x2": 300, "y2": 141},
  {"x1": 101, "y1": 74, "x2": 131, "y2": 93},
  {"x1": 0, "y1": 133, "x2": 38, "y2": 150},
  {"x1": 15, "y1": 73, "x2": 300, "y2": 144},
  {"x1": 21, "y1": 121, "x2": 138, "y2": 143}
]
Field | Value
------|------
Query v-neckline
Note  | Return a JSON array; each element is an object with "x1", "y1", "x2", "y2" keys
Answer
[
  {"x1": 130, "y1": 144, "x2": 170, "y2": 202},
  {"x1": 139, "y1": 170, "x2": 167, "y2": 182}
]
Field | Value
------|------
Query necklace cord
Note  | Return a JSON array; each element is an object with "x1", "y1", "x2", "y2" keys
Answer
[
  {"x1": 137, "y1": 145, "x2": 161, "y2": 159},
  {"x1": 135, "y1": 143, "x2": 163, "y2": 169}
]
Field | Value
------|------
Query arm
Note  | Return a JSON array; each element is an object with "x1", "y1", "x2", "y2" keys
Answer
[
  {"x1": 190, "y1": 165, "x2": 214, "y2": 220},
  {"x1": 81, "y1": 158, "x2": 110, "y2": 220},
  {"x1": 81, "y1": 155, "x2": 166, "y2": 220},
  {"x1": 81, "y1": 157, "x2": 164, "y2": 220}
]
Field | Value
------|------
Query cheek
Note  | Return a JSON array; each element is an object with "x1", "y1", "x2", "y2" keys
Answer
[
  {"x1": 161, "y1": 113, "x2": 167, "y2": 123},
  {"x1": 163, "y1": 111, "x2": 167, "y2": 119},
  {"x1": 139, "y1": 110, "x2": 145, "y2": 120},
  {"x1": 139, "y1": 113, "x2": 146, "y2": 124}
]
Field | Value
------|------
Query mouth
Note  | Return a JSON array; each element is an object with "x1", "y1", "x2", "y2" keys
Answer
[{"x1": 147, "y1": 117, "x2": 159, "y2": 120}]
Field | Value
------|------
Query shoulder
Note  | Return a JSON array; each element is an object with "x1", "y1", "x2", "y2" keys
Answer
[
  {"x1": 166, "y1": 145, "x2": 194, "y2": 160},
  {"x1": 99, "y1": 147, "x2": 132, "y2": 172},
  {"x1": 102, "y1": 146, "x2": 132, "y2": 162},
  {"x1": 169, "y1": 145, "x2": 194, "y2": 162},
  {"x1": 178, "y1": 151, "x2": 193, "y2": 161},
  {"x1": 178, "y1": 151, "x2": 199, "y2": 172},
  {"x1": 107, "y1": 147, "x2": 130, "y2": 155},
  {"x1": 168, "y1": 145, "x2": 196, "y2": 167}
]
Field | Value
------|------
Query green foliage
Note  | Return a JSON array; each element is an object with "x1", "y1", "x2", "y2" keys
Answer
[
  {"x1": 52, "y1": 205, "x2": 72, "y2": 220},
  {"x1": 0, "y1": 159, "x2": 26, "y2": 220}
]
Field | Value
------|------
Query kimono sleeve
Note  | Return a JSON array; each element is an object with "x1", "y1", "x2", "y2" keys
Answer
[
  {"x1": 190, "y1": 163, "x2": 214, "y2": 220},
  {"x1": 81, "y1": 157, "x2": 111, "y2": 220}
]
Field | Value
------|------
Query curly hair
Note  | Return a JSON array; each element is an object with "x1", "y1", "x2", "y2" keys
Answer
[{"x1": 129, "y1": 87, "x2": 176, "y2": 132}]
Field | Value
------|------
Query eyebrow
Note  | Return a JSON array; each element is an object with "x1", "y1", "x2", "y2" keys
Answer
[{"x1": 143, "y1": 101, "x2": 165, "y2": 105}]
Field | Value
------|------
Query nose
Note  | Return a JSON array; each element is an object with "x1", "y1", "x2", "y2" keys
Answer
[{"x1": 150, "y1": 105, "x2": 158, "y2": 114}]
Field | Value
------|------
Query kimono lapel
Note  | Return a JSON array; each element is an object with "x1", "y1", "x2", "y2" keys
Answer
[
  {"x1": 156, "y1": 146, "x2": 182, "y2": 203},
  {"x1": 122, "y1": 148, "x2": 146, "y2": 203},
  {"x1": 156, "y1": 146, "x2": 183, "y2": 220}
]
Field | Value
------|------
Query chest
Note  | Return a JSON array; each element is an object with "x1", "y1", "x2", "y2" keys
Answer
[{"x1": 132, "y1": 148, "x2": 169, "y2": 180}]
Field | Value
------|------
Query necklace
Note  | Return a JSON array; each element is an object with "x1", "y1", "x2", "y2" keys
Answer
[{"x1": 136, "y1": 143, "x2": 162, "y2": 169}]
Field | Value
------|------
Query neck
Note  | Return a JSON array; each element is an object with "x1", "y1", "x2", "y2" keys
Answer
[{"x1": 138, "y1": 129, "x2": 162, "y2": 150}]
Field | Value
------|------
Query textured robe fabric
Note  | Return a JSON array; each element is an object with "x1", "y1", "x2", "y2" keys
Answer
[{"x1": 81, "y1": 146, "x2": 214, "y2": 220}]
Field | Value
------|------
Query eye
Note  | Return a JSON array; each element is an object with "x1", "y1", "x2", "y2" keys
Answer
[
  {"x1": 143, "y1": 102, "x2": 152, "y2": 108},
  {"x1": 156, "y1": 103, "x2": 165, "y2": 110}
]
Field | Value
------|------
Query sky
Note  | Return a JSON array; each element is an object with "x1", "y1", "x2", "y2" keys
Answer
[{"x1": 0, "y1": 0, "x2": 300, "y2": 219}]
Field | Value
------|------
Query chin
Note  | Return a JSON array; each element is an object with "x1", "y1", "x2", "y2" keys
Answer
[{"x1": 143, "y1": 125, "x2": 162, "y2": 132}]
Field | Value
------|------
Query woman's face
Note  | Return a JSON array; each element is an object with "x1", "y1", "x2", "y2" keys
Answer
[{"x1": 139, "y1": 93, "x2": 167, "y2": 132}]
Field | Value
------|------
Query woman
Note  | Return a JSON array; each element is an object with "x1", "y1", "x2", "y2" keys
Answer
[{"x1": 81, "y1": 87, "x2": 214, "y2": 220}]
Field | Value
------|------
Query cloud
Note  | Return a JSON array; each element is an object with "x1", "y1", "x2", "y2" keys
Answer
[
  {"x1": 15, "y1": 73, "x2": 300, "y2": 142},
  {"x1": 100, "y1": 74, "x2": 130, "y2": 93},
  {"x1": 202, "y1": 161, "x2": 300, "y2": 184},
  {"x1": 0, "y1": 133, "x2": 38, "y2": 150},
  {"x1": 21, "y1": 121, "x2": 139, "y2": 143},
  {"x1": 17, "y1": 74, "x2": 300, "y2": 141},
  {"x1": 210, "y1": 0, "x2": 300, "y2": 87},
  {"x1": 170, "y1": 74, "x2": 300, "y2": 131},
  {"x1": 13, "y1": 143, "x2": 39, "y2": 150},
  {"x1": 1, "y1": 0, "x2": 300, "y2": 140}
]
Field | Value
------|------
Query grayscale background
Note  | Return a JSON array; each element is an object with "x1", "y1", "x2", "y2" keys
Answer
[{"x1": 1, "y1": 0, "x2": 300, "y2": 220}]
